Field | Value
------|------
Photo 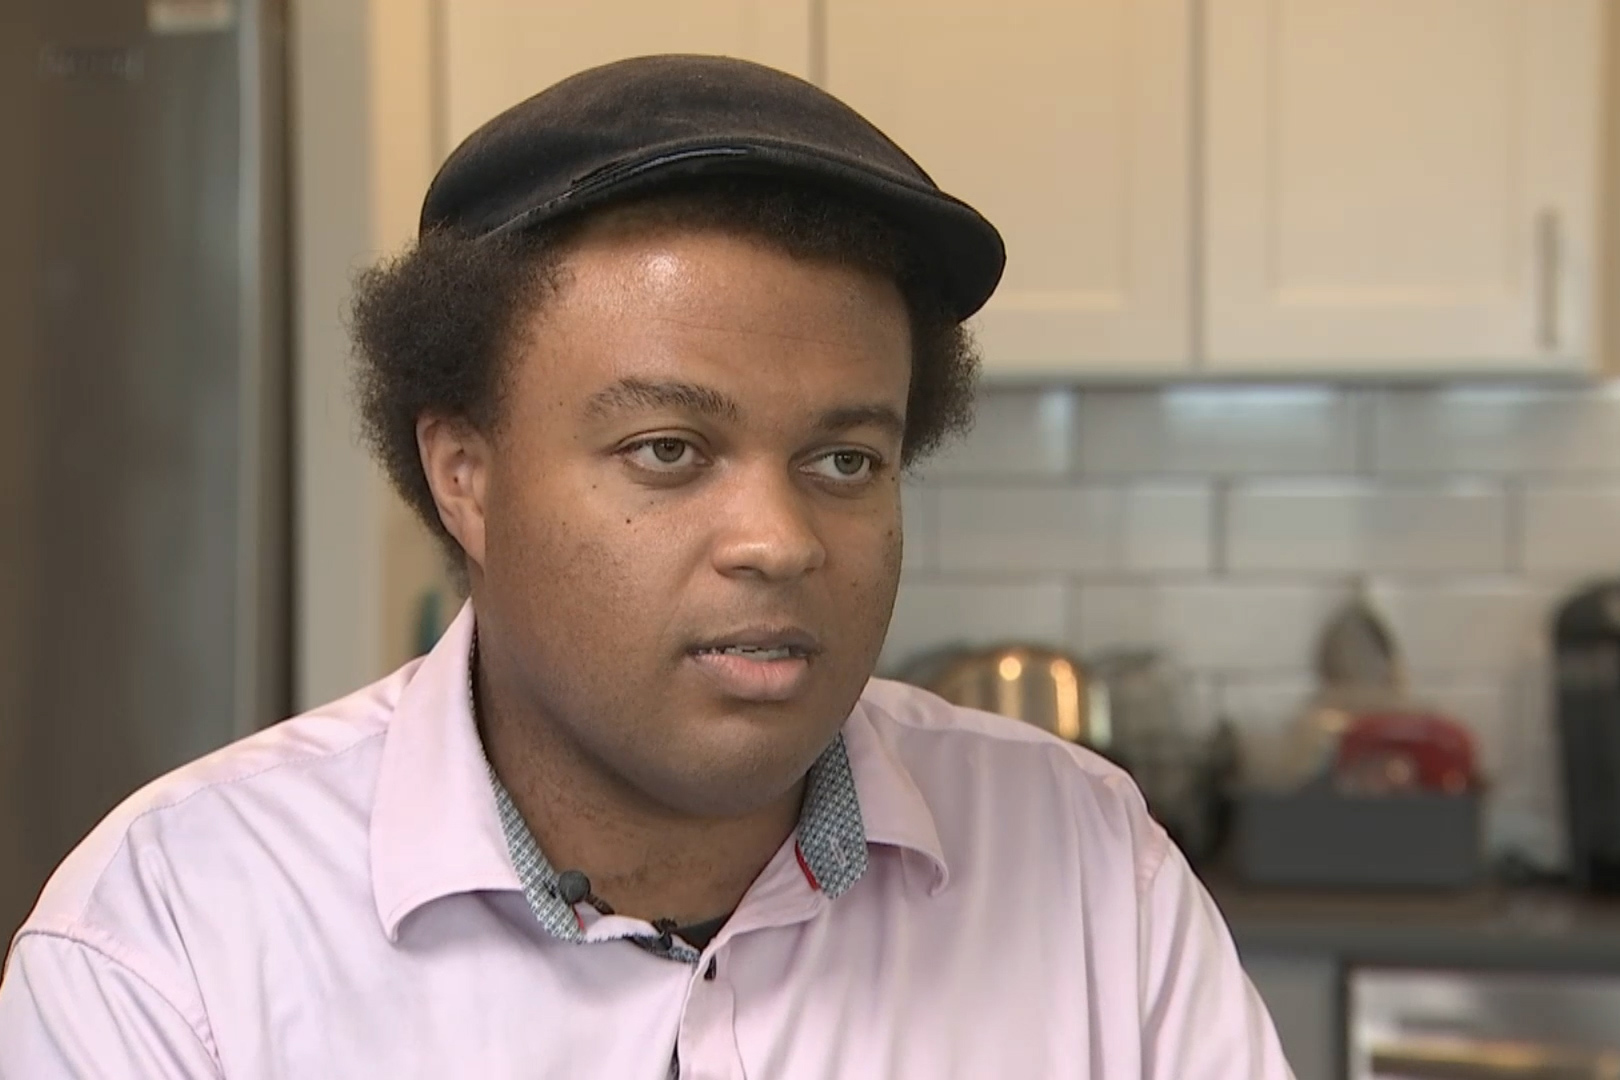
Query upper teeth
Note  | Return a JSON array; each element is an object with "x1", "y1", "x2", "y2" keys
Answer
[{"x1": 708, "y1": 645, "x2": 796, "y2": 660}]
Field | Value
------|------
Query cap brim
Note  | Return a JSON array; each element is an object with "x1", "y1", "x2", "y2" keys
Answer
[{"x1": 478, "y1": 141, "x2": 1007, "y2": 322}]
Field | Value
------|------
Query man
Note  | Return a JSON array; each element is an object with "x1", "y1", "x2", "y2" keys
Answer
[{"x1": 0, "y1": 56, "x2": 1293, "y2": 1077}]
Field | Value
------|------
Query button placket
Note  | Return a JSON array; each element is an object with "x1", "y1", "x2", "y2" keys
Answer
[{"x1": 675, "y1": 951, "x2": 746, "y2": 1080}]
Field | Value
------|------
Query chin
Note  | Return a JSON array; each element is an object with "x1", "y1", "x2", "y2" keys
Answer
[{"x1": 640, "y1": 719, "x2": 832, "y2": 819}]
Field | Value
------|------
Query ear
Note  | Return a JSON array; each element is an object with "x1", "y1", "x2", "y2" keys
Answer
[{"x1": 416, "y1": 414, "x2": 491, "y2": 571}]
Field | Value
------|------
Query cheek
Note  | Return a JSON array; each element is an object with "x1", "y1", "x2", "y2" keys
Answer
[
  {"x1": 483, "y1": 458, "x2": 598, "y2": 605},
  {"x1": 483, "y1": 461, "x2": 559, "y2": 578},
  {"x1": 832, "y1": 510, "x2": 904, "y2": 618},
  {"x1": 865, "y1": 521, "x2": 902, "y2": 587},
  {"x1": 483, "y1": 457, "x2": 689, "y2": 634}
]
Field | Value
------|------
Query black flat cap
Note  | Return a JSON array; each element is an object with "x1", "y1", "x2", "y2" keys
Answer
[{"x1": 420, "y1": 54, "x2": 1006, "y2": 320}]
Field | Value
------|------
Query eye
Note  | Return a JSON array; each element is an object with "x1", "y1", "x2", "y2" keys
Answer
[
  {"x1": 648, "y1": 438, "x2": 687, "y2": 464},
  {"x1": 623, "y1": 437, "x2": 704, "y2": 470},
  {"x1": 805, "y1": 449, "x2": 878, "y2": 483}
]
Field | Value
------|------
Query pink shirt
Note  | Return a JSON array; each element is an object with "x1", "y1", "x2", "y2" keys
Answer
[{"x1": 0, "y1": 605, "x2": 1293, "y2": 1078}]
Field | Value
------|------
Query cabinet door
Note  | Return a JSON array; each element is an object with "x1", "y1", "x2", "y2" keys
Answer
[
  {"x1": 824, "y1": 0, "x2": 1193, "y2": 377},
  {"x1": 443, "y1": 1, "x2": 810, "y2": 146},
  {"x1": 1204, "y1": 0, "x2": 1602, "y2": 374}
]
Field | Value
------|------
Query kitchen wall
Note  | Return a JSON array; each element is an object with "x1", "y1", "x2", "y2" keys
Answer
[{"x1": 887, "y1": 382, "x2": 1620, "y2": 869}]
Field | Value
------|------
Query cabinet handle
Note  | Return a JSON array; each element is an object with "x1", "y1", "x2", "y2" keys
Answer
[{"x1": 1538, "y1": 209, "x2": 1563, "y2": 351}]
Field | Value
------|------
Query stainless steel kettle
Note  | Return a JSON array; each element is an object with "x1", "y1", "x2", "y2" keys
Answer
[{"x1": 900, "y1": 643, "x2": 1101, "y2": 749}]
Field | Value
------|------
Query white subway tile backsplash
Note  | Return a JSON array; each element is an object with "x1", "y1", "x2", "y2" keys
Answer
[
  {"x1": 1371, "y1": 386, "x2": 1620, "y2": 475},
  {"x1": 1489, "y1": 805, "x2": 1566, "y2": 869},
  {"x1": 903, "y1": 383, "x2": 1620, "y2": 858},
  {"x1": 1070, "y1": 582, "x2": 1344, "y2": 671},
  {"x1": 1367, "y1": 581, "x2": 1554, "y2": 675},
  {"x1": 1077, "y1": 387, "x2": 1360, "y2": 476},
  {"x1": 1217, "y1": 678, "x2": 1314, "y2": 732},
  {"x1": 1489, "y1": 667, "x2": 1567, "y2": 866},
  {"x1": 880, "y1": 578, "x2": 1068, "y2": 674},
  {"x1": 1523, "y1": 487, "x2": 1620, "y2": 576},
  {"x1": 936, "y1": 484, "x2": 1212, "y2": 573},
  {"x1": 1419, "y1": 683, "x2": 1514, "y2": 781},
  {"x1": 1226, "y1": 482, "x2": 1510, "y2": 574},
  {"x1": 917, "y1": 389, "x2": 1075, "y2": 478},
  {"x1": 1499, "y1": 666, "x2": 1562, "y2": 780},
  {"x1": 1072, "y1": 578, "x2": 1553, "y2": 684}
]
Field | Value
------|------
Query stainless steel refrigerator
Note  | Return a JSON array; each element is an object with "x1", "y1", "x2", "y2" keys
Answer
[{"x1": 0, "y1": 0, "x2": 289, "y2": 941}]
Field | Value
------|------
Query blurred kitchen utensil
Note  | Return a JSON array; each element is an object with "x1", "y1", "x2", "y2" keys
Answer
[
  {"x1": 1269, "y1": 579, "x2": 1409, "y2": 792},
  {"x1": 1084, "y1": 648, "x2": 1184, "y2": 776},
  {"x1": 902, "y1": 643, "x2": 1095, "y2": 747},
  {"x1": 1316, "y1": 576, "x2": 1404, "y2": 694},
  {"x1": 897, "y1": 643, "x2": 1227, "y2": 860}
]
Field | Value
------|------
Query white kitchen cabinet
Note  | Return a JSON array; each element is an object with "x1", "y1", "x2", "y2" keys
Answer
[
  {"x1": 1203, "y1": 0, "x2": 1603, "y2": 375},
  {"x1": 443, "y1": 0, "x2": 811, "y2": 146},
  {"x1": 822, "y1": 0, "x2": 1193, "y2": 377}
]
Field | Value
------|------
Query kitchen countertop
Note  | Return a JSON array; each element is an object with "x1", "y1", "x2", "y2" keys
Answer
[{"x1": 1208, "y1": 877, "x2": 1620, "y2": 972}]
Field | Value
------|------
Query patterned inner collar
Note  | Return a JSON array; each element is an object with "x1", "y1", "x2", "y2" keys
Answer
[{"x1": 470, "y1": 631, "x2": 869, "y2": 957}]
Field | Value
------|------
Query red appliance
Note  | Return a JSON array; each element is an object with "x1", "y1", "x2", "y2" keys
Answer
[{"x1": 1333, "y1": 711, "x2": 1479, "y2": 796}]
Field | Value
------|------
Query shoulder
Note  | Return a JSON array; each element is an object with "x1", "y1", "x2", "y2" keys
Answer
[
  {"x1": 857, "y1": 675, "x2": 1141, "y2": 790},
  {"x1": 16, "y1": 660, "x2": 420, "y2": 943},
  {"x1": 855, "y1": 678, "x2": 1172, "y2": 889}
]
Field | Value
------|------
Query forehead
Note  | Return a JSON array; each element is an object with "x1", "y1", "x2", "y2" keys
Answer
[
  {"x1": 559, "y1": 209, "x2": 902, "y2": 314},
  {"x1": 509, "y1": 218, "x2": 913, "y2": 402}
]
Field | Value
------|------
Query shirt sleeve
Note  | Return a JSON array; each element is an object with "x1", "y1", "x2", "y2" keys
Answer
[
  {"x1": 1138, "y1": 842, "x2": 1297, "y2": 1080},
  {"x1": 0, "y1": 933, "x2": 221, "y2": 1080}
]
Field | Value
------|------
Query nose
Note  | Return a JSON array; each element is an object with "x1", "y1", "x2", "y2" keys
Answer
[{"x1": 710, "y1": 464, "x2": 827, "y2": 581}]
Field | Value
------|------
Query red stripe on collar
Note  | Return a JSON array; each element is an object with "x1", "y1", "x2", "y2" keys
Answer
[{"x1": 794, "y1": 841, "x2": 822, "y2": 891}]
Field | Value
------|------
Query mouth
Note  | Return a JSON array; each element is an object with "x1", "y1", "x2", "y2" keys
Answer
[
  {"x1": 685, "y1": 628, "x2": 820, "y2": 702},
  {"x1": 691, "y1": 643, "x2": 812, "y2": 661},
  {"x1": 688, "y1": 627, "x2": 821, "y2": 659}
]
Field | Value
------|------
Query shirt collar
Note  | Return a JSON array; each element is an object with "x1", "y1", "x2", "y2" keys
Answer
[
  {"x1": 370, "y1": 601, "x2": 950, "y2": 939},
  {"x1": 842, "y1": 694, "x2": 951, "y2": 894},
  {"x1": 495, "y1": 733, "x2": 872, "y2": 947},
  {"x1": 371, "y1": 601, "x2": 520, "y2": 940}
]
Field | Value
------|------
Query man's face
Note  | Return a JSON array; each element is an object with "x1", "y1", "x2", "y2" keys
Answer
[{"x1": 467, "y1": 215, "x2": 911, "y2": 819}]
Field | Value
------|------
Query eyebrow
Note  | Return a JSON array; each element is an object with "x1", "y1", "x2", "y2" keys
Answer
[
  {"x1": 581, "y1": 376, "x2": 905, "y2": 441},
  {"x1": 814, "y1": 404, "x2": 906, "y2": 442},
  {"x1": 582, "y1": 378, "x2": 742, "y2": 422}
]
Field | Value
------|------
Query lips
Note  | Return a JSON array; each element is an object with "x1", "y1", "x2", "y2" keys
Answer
[
  {"x1": 689, "y1": 627, "x2": 820, "y2": 656},
  {"x1": 686, "y1": 627, "x2": 820, "y2": 702}
]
